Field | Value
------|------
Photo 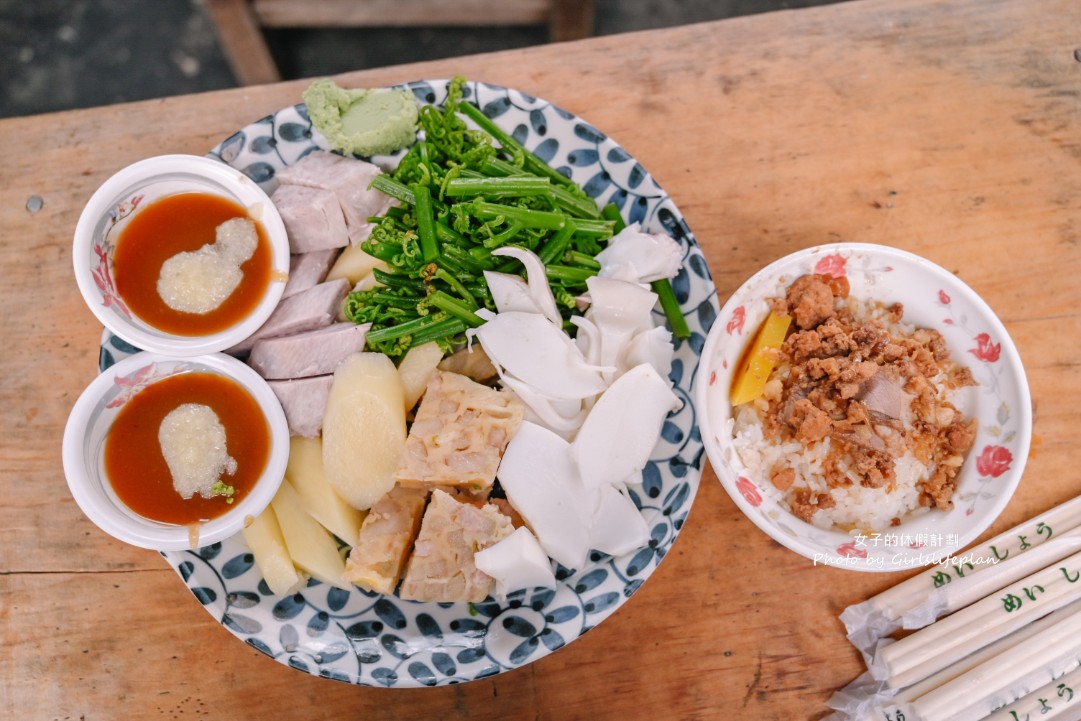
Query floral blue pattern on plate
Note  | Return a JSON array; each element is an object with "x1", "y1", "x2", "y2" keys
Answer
[{"x1": 97, "y1": 79, "x2": 718, "y2": 687}]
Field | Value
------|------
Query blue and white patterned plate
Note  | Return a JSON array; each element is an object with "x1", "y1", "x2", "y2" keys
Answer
[{"x1": 98, "y1": 79, "x2": 718, "y2": 687}]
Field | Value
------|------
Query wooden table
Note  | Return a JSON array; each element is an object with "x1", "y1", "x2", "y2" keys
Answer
[{"x1": 4, "y1": 0, "x2": 1079, "y2": 717}]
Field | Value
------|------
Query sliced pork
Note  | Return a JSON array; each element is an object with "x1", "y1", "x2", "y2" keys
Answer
[
  {"x1": 856, "y1": 372, "x2": 911, "y2": 421},
  {"x1": 248, "y1": 322, "x2": 368, "y2": 380},
  {"x1": 282, "y1": 249, "x2": 340, "y2": 299},
  {"x1": 266, "y1": 374, "x2": 334, "y2": 437},
  {"x1": 230, "y1": 278, "x2": 349, "y2": 355},
  {"x1": 271, "y1": 184, "x2": 350, "y2": 253},
  {"x1": 274, "y1": 150, "x2": 395, "y2": 245}
]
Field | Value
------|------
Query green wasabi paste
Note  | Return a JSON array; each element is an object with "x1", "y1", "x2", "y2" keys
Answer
[{"x1": 302, "y1": 79, "x2": 419, "y2": 157}]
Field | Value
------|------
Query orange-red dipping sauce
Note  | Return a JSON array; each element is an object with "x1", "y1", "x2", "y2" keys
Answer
[
  {"x1": 113, "y1": 192, "x2": 273, "y2": 336},
  {"x1": 104, "y1": 371, "x2": 271, "y2": 525}
]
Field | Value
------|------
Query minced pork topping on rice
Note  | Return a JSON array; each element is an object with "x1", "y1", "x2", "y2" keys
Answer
[{"x1": 732, "y1": 273, "x2": 977, "y2": 532}]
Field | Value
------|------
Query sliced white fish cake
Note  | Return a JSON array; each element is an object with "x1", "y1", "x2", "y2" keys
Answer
[
  {"x1": 595, "y1": 222, "x2": 682, "y2": 285},
  {"x1": 572, "y1": 363, "x2": 681, "y2": 491},
  {"x1": 474, "y1": 526, "x2": 556, "y2": 601},
  {"x1": 474, "y1": 311, "x2": 609, "y2": 401},
  {"x1": 489, "y1": 246, "x2": 561, "y2": 325},
  {"x1": 497, "y1": 421, "x2": 593, "y2": 570},
  {"x1": 590, "y1": 484, "x2": 650, "y2": 557}
]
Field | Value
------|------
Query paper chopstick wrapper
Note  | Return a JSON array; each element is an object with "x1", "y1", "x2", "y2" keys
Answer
[
  {"x1": 883, "y1": 607, "x2": 1081, "y2": 721},
  {"x1": 872, "y1": 549, "x2": 1081, "y2": 689},
  {"x1": 841, "y1": 496, "x2": 1081, "y2": 660},
  {"x1": 984, "y1": 662, "x2": 1081, "y2": 721},
  {"x1": 826, "y1": 598, "x2": 1081, "y2": 720}
]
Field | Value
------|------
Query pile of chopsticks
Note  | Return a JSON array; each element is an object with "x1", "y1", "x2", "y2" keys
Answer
[{"x1": 827, "y1": 496, "x2": 1081, "y2": 721}]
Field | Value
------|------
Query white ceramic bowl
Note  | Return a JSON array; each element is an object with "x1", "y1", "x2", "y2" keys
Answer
[
  {"x1": 696, "y1": 243, "x2": 1031, "y2": 571},
  {"x1": 62, "y1": 352, "x2": 289, "y2": 551},
  {"x1": 72, "y1": 154, "x2": 289, "y2": 356}
]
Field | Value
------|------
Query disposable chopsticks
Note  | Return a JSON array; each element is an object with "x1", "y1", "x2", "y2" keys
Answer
[
  {"x1": 873, "y1": 549, "x2": 1081, "y2": 689},
  {"x1": 984, "y1": 662, "x2": 1081, "y2": 721},
  {"x1": 830, "y1": 495, "x2": 1081, "y2": 721},
  {"x1": 828, "y1": 598, "x2": 1081, "y2": 720},
  {"x1": 841, "y1": 496, "x2": 1081, "y2": 659},
  {"x1": 888, "y1": 606, "x2": 1081, "y2": 721}
]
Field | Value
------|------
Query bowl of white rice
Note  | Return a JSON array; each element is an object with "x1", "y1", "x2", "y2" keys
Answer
[
  {"x1": 63, "y1": 351, "x2": 289, "y2": 551},
  {"x1": 696, "y1": 243, "x2": 1031, "y2": 572}
]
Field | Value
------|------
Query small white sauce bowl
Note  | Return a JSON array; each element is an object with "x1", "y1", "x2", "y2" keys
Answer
[
  {"x1": 72, "y1": 154, "x2": 289, "y2": 356},
  {"x1": 63, "y1": 352, "x2": 289, "y2": 551},
  {"x1": 695, "y1": 243, "x2": 1032, "y2": 572}
]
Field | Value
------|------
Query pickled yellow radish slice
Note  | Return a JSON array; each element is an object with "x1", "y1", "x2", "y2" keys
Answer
[{"x1": 730, "y1": 311, "x2": 792, "y2": 406}]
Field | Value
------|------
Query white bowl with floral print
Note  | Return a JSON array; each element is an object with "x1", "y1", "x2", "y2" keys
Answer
[
  {"x1": 72, "y1": 154, "x2": 290, "y2": 356},
  {"x1": 696, "y1": 243, "x2": 1031, "y2": 572},
  {"x1": 62, "y1": 351, "x2": 289, "y2": 551}
]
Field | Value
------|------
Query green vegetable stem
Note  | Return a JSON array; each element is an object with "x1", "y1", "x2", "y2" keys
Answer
[{"x1": 345, "y1": 76, "x2": 689, "y2": 357}]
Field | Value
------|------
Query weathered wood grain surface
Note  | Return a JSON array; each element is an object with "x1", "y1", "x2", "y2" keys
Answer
[{"x1": 3, "y1": 0, "x2": 1079, "y2": 718}]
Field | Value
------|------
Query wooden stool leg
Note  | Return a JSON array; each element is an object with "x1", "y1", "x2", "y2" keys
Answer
[
  {"x1": 549, "y1": 0, "x2": 595, "y2": 42},
  {"x1": 205, "y1": 0, "x2": 281, "y2": 85}
]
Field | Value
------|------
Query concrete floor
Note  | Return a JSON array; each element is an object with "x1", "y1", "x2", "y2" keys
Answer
[{"x1": 0, "y1": 0, "x2": 843, "y2": 119}]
